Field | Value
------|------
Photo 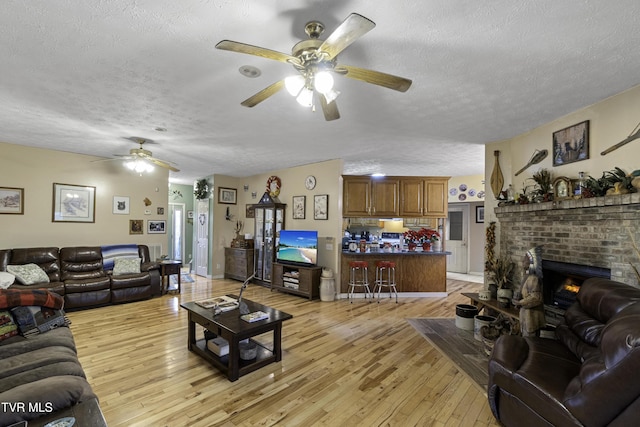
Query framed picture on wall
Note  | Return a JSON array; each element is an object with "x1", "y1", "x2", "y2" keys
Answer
[
  {"x1": 552, "y1": 120, "x2": 589, "y2": 166},
  {"x1": 245, "y1": 204, "x2": 255, "y2": 218},
  {"x1": 314, "y1": 194, "x2": 328, "y2": 220},
  {"x1": 148, "y1": 220, "x2": 166, "y2": 234},
  {"x1": 129, "y1": 219, "x2": 143, "y2": 235},
  {"x1": 292, "y1": 195, "x2": 305, "y2": 219},
  {"x1": 52, "y1": 183, "x2": 95, "y2": 223},
  {"x1": 0, "y1": 187, "x2": 24, "y2": 214},
  {"x1": 476, "y1": 206, "x2": 485, "y2": 223},
  {"x1": 113, "y1": 196, "x2": 130, "y2": 214},
  {"x1": 218, "y1": 187, "x2": 237, "y2": 204}
]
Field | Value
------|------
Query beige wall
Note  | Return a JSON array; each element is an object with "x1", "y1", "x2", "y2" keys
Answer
[
  {"x1": 485, "y1": 83, "x2": 640, "y2": 254},
  {"x1": 208, "y1": 159, "x2": 344, "y2": 279},
  {"x1": 1, "y1": 141, "x2": 169, "y2": 250},
  {"x1": 447, "y1": 174, "x2": 486, "y2": 204}
]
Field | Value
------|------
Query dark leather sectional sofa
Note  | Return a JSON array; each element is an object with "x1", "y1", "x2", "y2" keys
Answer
[
  {"x1": 488, "y1": 277, "x2": 640, "y2": 426},
  {"x1": 0, "y1": 245, "x2": 161, "y2": 425},
  {"x1": 0, "y1": 245, "x2": 161, "y2": 309}
]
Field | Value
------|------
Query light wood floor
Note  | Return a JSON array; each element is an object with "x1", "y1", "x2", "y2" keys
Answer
[{"x1": 67, "y1": 276, "x2": 500, "y2": 427}]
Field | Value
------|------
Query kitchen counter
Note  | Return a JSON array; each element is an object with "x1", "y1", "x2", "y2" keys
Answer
[{"x1": 341, "y1": 251, "x2": 449, "y2": 295}]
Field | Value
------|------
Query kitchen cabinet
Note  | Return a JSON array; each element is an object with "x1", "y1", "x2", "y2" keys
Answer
[
  {"x1": 342, "y1": 176, "x2": 399, "y2": 217},
  {"x1": 253, "y1": 192, "x2": 285, "y2": 287},
  {"x1": 343, "y1": 176, "x2": 449, "y2": 218},
  {"x1": 348, "y1": 218, "x2": 382, "y2": 227},
  {"x1": 402, "y1": 218, "x2": 437, "y2": 228},
  {"x1": 424, "y1": 178, "x2": 448, "y2": 217}
]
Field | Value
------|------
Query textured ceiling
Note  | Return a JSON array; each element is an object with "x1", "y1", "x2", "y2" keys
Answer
[{"x1": 1, "y1": 1, "x2": 639, "y2": 184}]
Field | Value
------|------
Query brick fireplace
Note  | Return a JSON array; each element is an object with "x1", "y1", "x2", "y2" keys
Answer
[{"x1": 494, "y1": 193, "x2": 640, "y2": 288}]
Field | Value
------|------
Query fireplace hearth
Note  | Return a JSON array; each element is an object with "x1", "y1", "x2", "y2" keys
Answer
[{"x1": 542, "y1": 260, "x2": 610, "y2": 310}]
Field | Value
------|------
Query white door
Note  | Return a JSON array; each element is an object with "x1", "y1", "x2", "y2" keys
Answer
[
  {"x1": 447, "y1": 205, "x2": 469, "y2": 273},
  {"x1": 195, "y1": 200, "x2": 209, "y2": 277},
  {"x1": 169, "y1": 203, "x2": 185, "y2": 261}
]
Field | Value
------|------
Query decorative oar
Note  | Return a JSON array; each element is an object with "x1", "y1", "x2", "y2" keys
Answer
[{"x1": 514, "y1": 149, "x2": 548, "y2": 176}]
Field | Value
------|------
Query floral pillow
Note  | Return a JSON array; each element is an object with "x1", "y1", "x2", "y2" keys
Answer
[
  {"x1": 113, "y1": 257, "x2": 141, "y2": 276},
  {"x1": 6, "y1": 264, "x2": 50, "y2": 285},
  {"x1": 0, "y1": 272, "x2": 15, "y2": 289},
  {"x1": 0, "y1": 310, "x2": 19, "y2": 342}
]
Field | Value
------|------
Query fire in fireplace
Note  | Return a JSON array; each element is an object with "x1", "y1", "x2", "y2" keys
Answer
[{"x1": 542, "y1": 260, "x2": 610, "y2": 310}]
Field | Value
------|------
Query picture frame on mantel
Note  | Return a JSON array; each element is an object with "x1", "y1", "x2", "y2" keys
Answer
[
  {"x1": 0, "y1": 187, "x2": 24, "y2": 214},
  {"x1": 52, "y1": 183, "x2": 95, "y2": 223},
  {"x1": 552, "y1": 120, "x2": 589, "y2": 166}
]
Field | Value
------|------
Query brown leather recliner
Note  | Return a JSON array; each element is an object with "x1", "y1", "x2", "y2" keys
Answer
[
  {"x1": 488, "y1": 278, "x2": 640, "y2": 426},
  {"x1": 59, "y1": 246, "x2": 111, "y2": 309},
  {"x1": 3, "y1": 247, "x2": 65, "y2": 295}
]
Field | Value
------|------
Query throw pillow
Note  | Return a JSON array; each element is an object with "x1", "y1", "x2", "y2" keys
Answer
[
  {"x1": 113, "y1": 257, "x2": 141, "y2": 276},
  {"x1": 6, "y1": 263, "x2": 50, "y2": 285},
  {"x1": 0, "y1": 272, "x2": 16, "y2": 289},
  {"x1": 0, "y1": 310, "x2": 19, "y2": 341}
]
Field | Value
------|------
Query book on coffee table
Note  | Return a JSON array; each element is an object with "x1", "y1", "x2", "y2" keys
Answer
[
  {"x1": 241, "y1": 311, "x2": 269, "y2": 323},
  {"x1": 196, "y1": 295, "x2": 238, "y2": 311}
]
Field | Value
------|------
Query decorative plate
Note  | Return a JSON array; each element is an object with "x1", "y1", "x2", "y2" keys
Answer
[
  {"x1": 477, "y1": 191, "x2": 485, "y2": 199},
  {"x1": 468, "y1": 189, "x2": 476, "y2": 197},
  {"x1": 449, "y1": 188, "x2": 458, "y2": 196},
  {"x1": 458, "y1": 193, "x2": 467, "y2": 201},
  {"x1": 459, "y1": 184, "x2": 468, "y2": 192},
  {"x1": 266, "y1": 175, "x2": 281, "y2": 197}
]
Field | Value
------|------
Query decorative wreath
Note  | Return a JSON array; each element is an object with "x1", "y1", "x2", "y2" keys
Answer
[{"x1": 266, "y1": 175, "x2": 281, "y2": 197}]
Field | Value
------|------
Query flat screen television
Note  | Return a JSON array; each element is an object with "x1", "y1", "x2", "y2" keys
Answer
[{"x1": 277, "y1": 230, "x2": 318, "y2": 266}]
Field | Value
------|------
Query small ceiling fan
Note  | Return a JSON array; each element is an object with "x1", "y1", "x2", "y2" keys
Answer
[
  {"x1": 216, "y1": 13, "x2": 412, "y2": 121},
  {"x1": 110, "y1": 137, "x2": 179, "y2": 173}
]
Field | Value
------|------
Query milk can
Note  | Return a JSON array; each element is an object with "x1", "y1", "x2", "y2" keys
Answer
[{"x1": 320, "y1": 268, "x2": 336, "y2": 301}]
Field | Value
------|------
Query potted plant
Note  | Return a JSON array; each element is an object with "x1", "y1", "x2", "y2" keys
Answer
[
  {"x1": 403, "y1": 228, "x2": 440, "y2": 251},
  {"x1": 532, "y1": 168, "x2": 553, "y2": 202},
  {"x1": 487, "y1": 254, "x2": 516, "y2": 303}
]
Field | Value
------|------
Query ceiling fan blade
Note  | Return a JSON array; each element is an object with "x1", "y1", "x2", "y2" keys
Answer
[
  {"x1": 216, "y1": 40, "x2": 300, "y2": 65},
  {"x1": 319, "y1": 13, "x2": 375, "y2": 60},
  {"x1": 319, "y1": 93, "x2": 340, "y2": 121},
  {"x1": 241, "y1": 80, "x2": 286, "y2": 108},
  {"x1": 338, "y1": 64, "x2": 412, "y2": 92},
  {"x1": 149, "y1": 157, "x2": 180, "y2": 172}
]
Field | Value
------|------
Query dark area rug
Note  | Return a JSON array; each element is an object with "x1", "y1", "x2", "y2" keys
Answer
[{"x1": 407, "y1": 317, "x2": 489, "y2": 392}]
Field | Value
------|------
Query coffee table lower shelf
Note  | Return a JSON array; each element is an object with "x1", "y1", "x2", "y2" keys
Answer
[{"x1": 192, "y1": 338, "x2": 276, "y2": 378}]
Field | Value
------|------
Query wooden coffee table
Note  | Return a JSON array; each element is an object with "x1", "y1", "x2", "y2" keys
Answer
[{"x1": 180, "y1": 296, "x2": 293, "y2": 381}]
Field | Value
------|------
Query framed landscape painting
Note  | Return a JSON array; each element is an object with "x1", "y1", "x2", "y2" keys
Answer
[
  {"x1": 52, "y1": 183, "x2": 95, "y2": 223},
  {"x1": 0, "y1": 187, "x2": 24, "y2": 214}
]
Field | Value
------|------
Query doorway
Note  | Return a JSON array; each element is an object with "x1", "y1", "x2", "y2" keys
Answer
[
  {"x1": 446, "y1": 205, "x2": 469, "y2": 273},
  {"x1": 169, "y1": 203, "x2": 185, "y2": 262},
  {"x1": 195, "y1": 199, "x2": 209, "y2": 277}
]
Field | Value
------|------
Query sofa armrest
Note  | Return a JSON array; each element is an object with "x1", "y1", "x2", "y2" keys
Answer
[{"x1": 141, "y1": 261, "x2": 159, "y2": 272}]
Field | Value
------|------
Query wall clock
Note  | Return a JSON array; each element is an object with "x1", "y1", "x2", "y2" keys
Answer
[
  {"x1": 266, "y1": 175, "x2": 281, "y2": 197},
  {"x1": 305, "y1": 175, "x2": 316, "y2": 190}
]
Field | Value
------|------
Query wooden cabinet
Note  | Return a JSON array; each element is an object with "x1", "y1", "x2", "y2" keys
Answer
[
  {"x1": 342, "y1": 176, "x2": 399, "y2": 217},
  {"x1": 253, "y1": 193, "x2": 285, "y2": 286},
  {"x1": 402, "y1": 218, "x2": 437, "y2": 228},
  {"x1": 424, "y1": 178, "x2": 448, "y2": 217},
  {"x1": 224, "y1": 247, "x2": 255, "y2": 281},
  {"x1": 272, "y1": 263, "x2": 322, "y2": 300},
  {"x1": 344, "y1": 176, "x2": 449, "y2": 218}
]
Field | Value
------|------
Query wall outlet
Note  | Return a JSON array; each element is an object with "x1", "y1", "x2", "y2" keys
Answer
[{"x1": 216, "y1": 263, "x2": 221, "y2": 269}]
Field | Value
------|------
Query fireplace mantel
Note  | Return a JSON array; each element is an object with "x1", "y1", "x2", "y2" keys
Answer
[{"x1": 494, "y1": 193, "x2": 640, "y2": 286}]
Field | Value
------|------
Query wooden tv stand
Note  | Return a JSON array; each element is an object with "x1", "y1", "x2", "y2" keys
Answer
[{"x1": 272, "y1": 262, "x2": 322, "y2": 300}]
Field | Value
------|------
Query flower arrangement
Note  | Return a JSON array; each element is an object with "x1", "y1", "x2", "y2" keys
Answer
[{"x1": 403, "y1": 228, "x2": 440, "y2": 244}]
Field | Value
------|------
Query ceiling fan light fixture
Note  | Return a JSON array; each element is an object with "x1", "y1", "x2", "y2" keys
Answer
[
  {"x1": 324, "y1": 89, "x2": 340, "y2": 104},
  {"x1": 284, "y1": 75, "x2": 305, "y2": 96},
  {"x1": 125, "y1": 159, "x2": 154, "y2": 175},
  {"x1": 314, "y1": 71, "x2": 334, "y2": 94},
  {"x1": 296, "y1": 88, "x2": 314, "y2": 107}
]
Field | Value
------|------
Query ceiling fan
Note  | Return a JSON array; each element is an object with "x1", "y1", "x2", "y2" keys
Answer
[
  {"x1": 111, "y1": 137, "x2": 179, "y2": 174},
  {"x1": 216, "y1": 13, "x2": 412, "y2": 121}
]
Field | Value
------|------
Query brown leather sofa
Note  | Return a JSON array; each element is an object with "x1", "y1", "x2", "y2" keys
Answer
[
  {"x1": 488, "y1": 277, "x2": 640, "y2": 426},
  {"x1": 0, "y1": 245, "x2": 160, "y2": 310}
]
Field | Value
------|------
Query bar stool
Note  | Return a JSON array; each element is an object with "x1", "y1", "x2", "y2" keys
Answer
[
  {"x1": 347, "y1": 261, "x2": 371, "y2": 303},
  {"x1": 374, "y1": 261, "x2": 398, "y2": 303}
]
